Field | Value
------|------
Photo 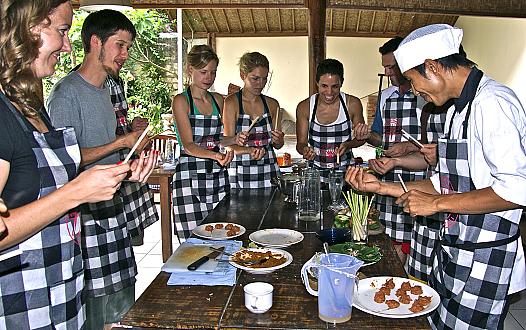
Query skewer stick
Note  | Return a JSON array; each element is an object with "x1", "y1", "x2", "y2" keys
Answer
[
  {"x1": 123, "y1": 125, "x2": 152, "y2": 164},
  {"x1": 397, "y1": 174, "x2": 408, "y2": 193},
  {"x1": 274, "y1": 107, "x2": 280, "y2": 130},
  {"x1": 336, "y1": 152, "x2": 340, "y2": 165},
  {"x1": 0, "y1": 249, "x2": 22, "y2": 262},
  {"x1": 400, "y1": 129, "x2": 424, "y2": 149},
  {"x1": 247, "y1": 116, "x2": 260, "y2": 133}
]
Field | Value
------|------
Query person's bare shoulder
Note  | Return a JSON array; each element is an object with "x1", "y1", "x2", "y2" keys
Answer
[{"x1": 172, "y1": 93, "x2": 190, "y2": 113}]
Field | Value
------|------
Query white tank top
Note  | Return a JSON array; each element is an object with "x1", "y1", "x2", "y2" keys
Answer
[{"x1": 309, "y1": 92, "x2": 348, "y2": 125}]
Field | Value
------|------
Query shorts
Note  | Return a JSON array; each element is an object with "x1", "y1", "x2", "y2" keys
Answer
[{"x1": 85, "y1": 284, "x2": 135, "y2": 330}]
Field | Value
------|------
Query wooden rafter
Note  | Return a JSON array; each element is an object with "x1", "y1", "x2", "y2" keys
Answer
[
  {"x1": 264, "y1": 8, "x2": 270, "y2": 32},
  {"x1": 182, "y1": 10, "x2": 194, "y2": 34},
  {"x1": 370, "y1": 10, "x2": 376, "y2": 32},
  {"x1": 396, "y1": 12, "x2": 403, "y2": 34},
  {"x1": 426, "y1": 13, "x2": 432, "y2": 25},
  {"x1": 250, "y1": 9, "x2": 256, "y2": 32},
  {"x1": 195, "y1": 10, "x2": 208, "y2": 33},
  {"x1": 383, "y1": 11, "x2": 389, "y2": 33},
  {"x1": 329, "y1": 9, "x2": 333, "y2": 32},
  {"x1": 355, "y1": 10, "x2": 361, "y2": 32},
  {"x1": 221, "y1": 9, "x2": 230, "y2": 33},
  {"x1": 208, "y1": 9, "x2": 220, "y2": 32},
  {"x1": 277, "y1": 9, "x2": 282, "y2": 32},
  {"x1": 236, "y1": 9, "x2": 243, "y2": 33},
  {"x1": 342, "y1": 10, "x2": 347, "y2": 32},
  {"x1": 292, "y1": 9, "x2": 296, "y2": 32}
]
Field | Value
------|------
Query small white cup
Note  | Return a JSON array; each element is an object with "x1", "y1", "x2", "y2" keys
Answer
[{"x1": 244, "y1": 282, "x2": 273, "y2": 314}]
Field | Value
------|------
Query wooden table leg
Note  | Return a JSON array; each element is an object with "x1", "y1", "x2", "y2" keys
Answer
[{"x1": 159, "y1": 175, "x2": 173, "y2": 262}]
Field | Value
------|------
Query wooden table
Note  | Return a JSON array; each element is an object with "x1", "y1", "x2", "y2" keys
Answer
[
  {"x1": 147, "y1": 168, "x2": 176, "y2": 262},
  {"x1": 121, "y1": 188, "x2": 431, "y2": 329}
]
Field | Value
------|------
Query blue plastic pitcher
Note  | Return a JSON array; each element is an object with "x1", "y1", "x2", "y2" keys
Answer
[{"x1": 301, "y1": 253, "x2": 363, "y2": 323}]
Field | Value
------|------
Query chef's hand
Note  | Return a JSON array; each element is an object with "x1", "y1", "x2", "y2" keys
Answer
[
  {"x1": 345, "y1": 166, "x2": 381, "y2": 194},
  {"x1": 235, "y1": 131, "x2": 249, "y2": 146},
  {"x1": 127, "y1": 150, "x2": 158, "y2": 183},
  {"x1": 271, "y1": 130, "x2": 285, "y2": 149},
  {"x1": 353, "y1": 123, "x2": 371, "y2": 141},
  {"x1": 384, "y1": 141, "x2": 419, "y2": 157},
  {"x1": 131, "y1": 117, "x2": 149, "y2": 131},
  {"x1": 216, "y1": 148, "x2": 234, "y2": 166},
  {"x1": 250, "y1": 147, "x2": 266, "y2": 161},
  {"x1": 301, "y1": 146, "x2": 316, "y2": 161},
  {"x1": 368, "y1": 157, "x2": 397, "y2": 175},
  {"x1": 396, "y1": 190, "x2": 440, "y2": 217},
  {"x1": 420, "y1": 144, "x2": 438, "y2": 166}
]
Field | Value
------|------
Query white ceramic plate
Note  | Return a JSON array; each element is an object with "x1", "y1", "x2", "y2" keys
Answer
[
  {"x1": 192, "y1": 222, "x2": 246, "y2": 240},
  {"x1": 353, "y1": 276, "x2": 440, "y2": 318},
  {"x1": 249, "y1": 229, "x2": 304, "y2": 248},
  {"x1": 229, "y1": 248, "x2": 293, "y2": 274}
]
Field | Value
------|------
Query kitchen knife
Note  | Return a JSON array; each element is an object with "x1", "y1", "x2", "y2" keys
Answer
[{"x1": 187, "y1": 246, "x2": 225, "y2": 271}]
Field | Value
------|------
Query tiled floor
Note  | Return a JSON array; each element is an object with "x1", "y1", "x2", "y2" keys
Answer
[{"x1": 132, "y1": 140, "x2": 526, "y2": 329}]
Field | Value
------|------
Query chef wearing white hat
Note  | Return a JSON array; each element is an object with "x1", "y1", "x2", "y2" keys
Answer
[{"x1": 346, "y1": 24, "x2": 526, "y2": 329}]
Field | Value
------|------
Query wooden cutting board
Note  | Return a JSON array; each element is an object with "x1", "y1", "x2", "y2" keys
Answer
[{"x1": 162, "y1": 242, "x2": 221, "y2": 273}]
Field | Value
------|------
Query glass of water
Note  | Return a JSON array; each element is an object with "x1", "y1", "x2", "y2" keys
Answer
[{"x1": 328, "y1": 170, "x2": 344, "y2": 211}]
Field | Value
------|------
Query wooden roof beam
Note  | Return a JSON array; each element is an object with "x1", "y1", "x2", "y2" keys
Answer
[
  {"x1": 236, "y1": 9, "x2": 243, "y2": 33},
  {"x1": 221, "y1": 9, "x2": 230, "y2": 33},
  {"x1": 182, "y1": 10, "x2": 194, "y2": 34},
  {"x1": 342, "y1": 10, "x2": 347, "y2": 33},
  {"x1": 195, "y1": 10, "x2": 208, "y2": 33},
  {"x1": 264, "y1": 9, "x2": 270, "y2": 32},
  {"x1": 250, "y1": 9, "x2": 256, "y2": 33},
  {"x1": 277, "y1": 9, "x2": 283, "y2": 32},
  {"x1": 327, "y1": 0, "x2": 526, "y2": 18},
  {"x1": 209, "y1": 9, "x2": 220, "y2": 33},
  {"x1": 307, "y1": 0, "x2": 326, "y2": 94}
]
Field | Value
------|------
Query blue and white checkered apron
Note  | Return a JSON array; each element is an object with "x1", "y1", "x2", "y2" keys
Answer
[
  {"x1": 429, "y1": 70, "x2": 520, "y2": 329},
  {"x1": 376, "y1": 93, "x2": 425, "y2": 243},
  {"x1": 0, "y1": 93, "x2": 84, "y2": 330},
  {"x1": 228, "y1": 90, "x2": 280, "y2": 189},
  {"x1": 173, "y1": 88, "x2": 229, "y2": 239},
  {"x1": 307, "y1": 93, "x2": 353, "y2": 183}
]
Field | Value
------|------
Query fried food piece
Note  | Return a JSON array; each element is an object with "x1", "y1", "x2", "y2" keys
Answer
[
  {"x1": 416, "y1": 295, "x2": 432, "y2": 306},
  {"x1": 232, "y1": 225, "x2": 241, "y2": 233},
  {"x1": 378, "y1": 286, "x2": 391, "y2": 295},
  {"x1": 214, "y1": 223, "x2": 224, "y2": 229},
  {"x1": 374, "y1": 291, "x2": 386, "y2": 303},
  {"x1": 395, "y1": 288, "x2": 407, "y2": 297},
  {"x1": 400, "y1": 281, "x2": 411, "y2": 291},
  {"x1": 384, "y1": 278, "x2": 395, "y2": 290},
  {"x1": 398, "y1": 294, "x2": 412, "y2": 304},
  {"x1": 385, "y1": 300, "x2": 400, "y2": 309},
  {"x1": 226, "y1": 230, "x2": 236, "y2": 237},
  {"x1": 205, "y1": 225, "x2": 214, "y2": 232},
  {"x1": 410, "y1": 285, "x2": 423, "y2": 295},
  {"x1": 225, "y1": 223, "x2": 234, "y2": 230},
  {"x1": 409, "y1": 303, "x2": 425, "y2": 313}
]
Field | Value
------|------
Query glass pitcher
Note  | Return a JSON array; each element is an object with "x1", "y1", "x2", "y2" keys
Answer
[{"x1": 298, "y1": 168, "x2": 321, "y2": 222}]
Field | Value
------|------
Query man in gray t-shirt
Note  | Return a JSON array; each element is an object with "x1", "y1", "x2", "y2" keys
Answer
[
  {"x1": 48, "y1": 71, "x2": 121, "y2": 166},
  {"x1": 47, "y1": 9, "x2": 152, "y2": 330}
]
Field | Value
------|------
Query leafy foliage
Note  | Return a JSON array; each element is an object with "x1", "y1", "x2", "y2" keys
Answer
[{"x1": 43, "y1": 9, "x2": 175, "y2": 133}]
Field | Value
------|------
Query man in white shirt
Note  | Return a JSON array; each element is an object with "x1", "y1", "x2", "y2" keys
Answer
[{"x1": 346, "y1": 24, "x2": 526, "y2": 330}]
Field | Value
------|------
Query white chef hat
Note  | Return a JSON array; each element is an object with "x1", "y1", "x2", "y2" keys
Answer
[{"x1": 394, "y1": 24, "x2": 463, "y2": 73}]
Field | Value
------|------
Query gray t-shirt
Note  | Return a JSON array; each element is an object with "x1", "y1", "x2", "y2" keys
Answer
[{"x1": 48, "y1": 71, "x2": 120, "y2": 167}]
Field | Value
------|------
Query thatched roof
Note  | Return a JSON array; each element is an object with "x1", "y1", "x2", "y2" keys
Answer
[{"x1": 72, "y1": 0, "x2": 526, "y2": 39}]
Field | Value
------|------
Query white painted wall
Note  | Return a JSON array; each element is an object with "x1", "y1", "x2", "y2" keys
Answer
[
  {"x1": 214, "y1": 36, "x2": 390, "y2": 120},
  {"x1": 214, "y1": 36, "x2": 308, "y2": 120},
  {"x1": 456, "y1": 16, "x2": 526, "y2": 106}
]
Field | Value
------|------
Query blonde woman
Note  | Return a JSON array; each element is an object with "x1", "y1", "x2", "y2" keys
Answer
[
  {"x1": 223, "y1": 52, "x2": 284, "y2": 188},
  {"x1": 172, "y1": 45, "x2": 234, "y2": 239}
]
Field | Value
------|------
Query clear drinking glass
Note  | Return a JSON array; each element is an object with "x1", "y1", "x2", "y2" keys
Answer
[
  {"x1": 298, "y1": 168, "x2": 321, "y2": 222},
  {"x1": 328, "y1": 170, "x2": 344, "y2": 211}
]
